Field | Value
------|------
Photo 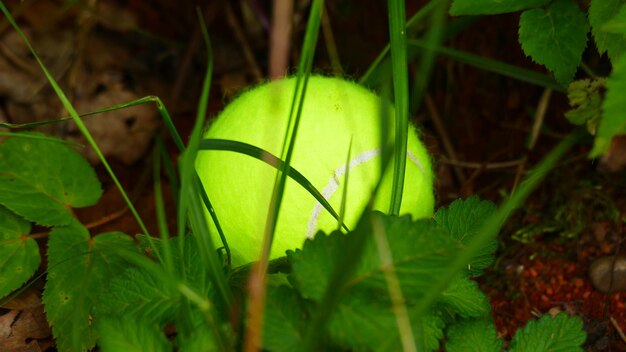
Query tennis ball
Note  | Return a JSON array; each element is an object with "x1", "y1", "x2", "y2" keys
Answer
[{"x1": 196, "y1": 76, "x2": 434, "y2": 266}]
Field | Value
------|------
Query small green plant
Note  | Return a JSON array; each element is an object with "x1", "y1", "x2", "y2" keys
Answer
[
  {"x1": 449, "y1": 0, "x2": 626, "y2": 157},
  {"x1": 0, "y1": 0, "x2": 598, "y2": 351}
]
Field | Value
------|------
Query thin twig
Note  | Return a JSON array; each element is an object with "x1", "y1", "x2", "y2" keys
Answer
[
  {"x1": 611, "y1": 316, "x2": 626, "y2": 344},
  {"x1": 512, "y1": 88, "x2": 552, "y2": 192},
  {"x1": 424, "y1": 94, "x2": 465, "y2": 184},
  {"x1": 268, "y1": 0, "x2": 293, "y2": 78},
  {"x1": 321, "y1": 6, "x2": 343, "y2": 76},
  {"x1": 225, "y1": 2, "x2": 263, "y2": 80},
  {"x1": 439, "y1": 156, "x2": 525, "y2": 170}
]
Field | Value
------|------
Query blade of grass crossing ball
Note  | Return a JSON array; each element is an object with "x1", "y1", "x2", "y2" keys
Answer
[
  {"x1": 412, "y1": 128, "x2": 587, "y2": 319},
  {"x1": 245, "y1": 2, "x2": 324, "y2": 351},
  {"x1": 409, "y1": 0, "x2": 446, "y2": 115},
  {"x1": 178, "y1": 9, "x2": 232, "y2": 310},
  {"x1": 387, "y1": 0, "x2": 409, "y2": 216},
  {"x1": 198, "y1": 139, "x2": 348, "y2": 232},
  {"x1": 337, "y1": 137, "x2": 353, "y2": 232},
  {"x1": 0, "y1": 1, "x2": 154, "y2": 248}
]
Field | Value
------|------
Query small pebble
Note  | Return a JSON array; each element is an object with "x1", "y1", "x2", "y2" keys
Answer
[{"x1": 589, "y1": 255, "x2": 626, "y2": 293}]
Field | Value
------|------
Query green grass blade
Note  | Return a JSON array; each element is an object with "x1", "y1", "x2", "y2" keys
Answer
[
  {"x1": 0, "y1": 95, "x2": 186, "y2": 152},
  {"x1": 387, "y1": 0, "x2": 409, "y2": 216},
  {"x1": 407, "y1": 39, "x2": 565, "y2": 92},
  {"x1": 177, "y1": 9, "x2": 232, "y2": 311},
  {"x1": 245, "y1": 1, "x2": 324, "y2": 350},
  {"x1": 198, "y1": 138, "x2": 348, "y2": 232},
  {"x1": 152, "y1": 139, "x2": 174, "y2": 274}
]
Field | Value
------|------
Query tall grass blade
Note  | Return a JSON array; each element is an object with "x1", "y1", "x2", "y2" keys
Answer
[
  {"x1": 387, "y1": 0, "x2": 409, "y2": 216},
  {"x1": 245, "y1": 1, "x2": 324, "y2": 351}
]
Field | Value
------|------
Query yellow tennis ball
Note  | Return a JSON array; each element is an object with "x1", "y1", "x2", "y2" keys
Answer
[{"x1": 196, "y1": 76, "x2": 434, "y2": 266}]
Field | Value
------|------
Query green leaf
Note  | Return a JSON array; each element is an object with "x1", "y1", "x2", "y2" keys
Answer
[
  {"x1": 287, "y1": 230, "x2": 348, "y2": 302},
  {"x1": 439, "y1": 277, "x2": 491, "y2": 318},
  {"x1": 518, "y1": 0, "x2": 589, "y2": 85},
  {"x1": 97, "y1": 316, "x2": 172, "y2": 352},
  {"x1": 564, "y1": 79, "x2": 605, "y2": 132},
  {"x1": 590, "y1": 0, "x2": 626, "y2": 61},
  {"x1": 591, "y1": 53, "x2": 626, "y2": 157},
  {"x1": 434, "y1": 196, "x2": 497, "y2": 276},
  {"x1": 446, "y1": 317, "x2": 503, "y2": 352},
  {"x1": 289, "y1": 214, "x2": 458, "y2": 302},
  {"x1": 329, "y1": 292, "x2": 444, "y2": 352},
  {"x1": 98, "y1": 234, "x2": 212, "y2": 326},
  {"x1": 263, "y1": 285, "x2": 309, "y2": 351},
  {"x1": 449, "y1": 0, "x2": 550, "y2": 15},
  {"x1": 0, "y1": 205, "x2": 39, "y2": 299},
  {"x1": 97, "y1": 267, "x2": 179, "y2": 326},
  {"x1": 43, "y1": 221, "x2": 137, "y2": 352},
  {"x1": 0, "y1": 134, "x2": 102, "y2": 226},
  {"x1": 603, "y1": 4, "x2": 626, "y2": 34},
  {"x1": 509, "y1": 313, "x2": 586, "y2": 352}
]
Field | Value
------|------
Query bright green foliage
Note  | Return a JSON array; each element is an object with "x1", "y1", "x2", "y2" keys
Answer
[
  {"x1": 439, "y1": 276, "x2": 491, "y2": 318},
  {"x1": 589, "y1": 0, "x2": 626, "y2": 61},
  {"x1": 97, "y1": 268, "x2": 179, "y2": 326},
  {"x1": 262, "y1": 285, "x2": 309, "y2": 351},
  {"x1": 97, "y1": 317, "x2": 171, "y2": 352},
  {"x1": 0, "y1": 205, "x2": 39, "y2": 299},
  {"x1": 518, "y1": 0, "x2": 589, "y2": 86},
  {"x1": 449, "y1": 0, "x2": 549, "y2": 15},
  {"x1": 434, "y1": 196, "x2": 497, "y2": 276},
  {"x1": 445, "y1": 318, "x2": 502, "y2": 352},
  {"x1": 329, "y1": 297, "x2": 444, "y2": 352},
  {"x1": 177, "y1": 329, "x2": 219, "y2": 352},
  {"x1": 288, "y1": 215, "x2": 458, "y2": 302},
  {"x1": 508, "y1": 313, "x2": 586, "y2": 352},
  {"x1": 98, "y1": 235, "x2": 212, "y2": 326},
  {"x1": 603, "y1": 5, "x2": 626, "y2": 34},
  {"x1": 592, "y1": 53, "x2": 626, "y2": 156},
  {"x1": 0, "y1": 134, "x2": 102, "y2": 226},
  {"x1": 43, "y1": 221, "x2": 137, "y2": 352},
  {"x1": 565, "y1": 79, "x2": 606, "y2": 132}
]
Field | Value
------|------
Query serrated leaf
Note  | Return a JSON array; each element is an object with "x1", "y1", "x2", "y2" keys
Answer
[
  {"x1": 439, "y1": 277, "x2": 491, "y2": 318},
  {"x1": 0, "y1": 134, "x2": 102, "y2": 226},
  {"x1": 509, "y1": 313, "x2": 586, "y2": 352},
  {"x1": 434, "y1": 196, "x2": 497, "y2": 276},
  {"x1": 287, "y1": 230, "x2": 348, "y2": 302},
  {"x1": 518, "y1": 0, "x2": 589, "y2": 86},
  {"x1": 329, "y1": 292, "x2": 444, "y2": 352},
  {"x1": 98, "y1": 235, "x2": 212, "y2": 326},
  {"x1": 603, "y1": 4, "x2": 626, "y2": 34},
  {"x1": 97, "y1": 316, "x2": 171, "y2": 352},
  {"x1": 591, "y1": 52, "x2": 626, "y2": 156},
  {"x1": 289, "y1": 214, "x2": 458, "y2": 302},
  {"x1": 590, "y1": 0, "x2": 626, "y2": 62},
  {"x1": 43, "y1": 221, "x2": 137, "y2": 352},
  {"x1": 263, "y1": 285, "x2": 309, "y2": 351},
  {"x1": 449, "y1": 0, "x2": 549, "y2": 15},
  {"x1": 97, "y1": 267, "x2": 179, "y2": 326},
  {"x1": 0, "y1": 205, "x2": 39, "y2": 299},
  {"x1": 446, "y1": 317, "x2": 503, "y2": 352}
]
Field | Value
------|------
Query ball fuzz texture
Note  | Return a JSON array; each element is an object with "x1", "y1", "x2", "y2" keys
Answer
[{"x1": 196, "y1": 76, "x2": 434, "y2": 266}]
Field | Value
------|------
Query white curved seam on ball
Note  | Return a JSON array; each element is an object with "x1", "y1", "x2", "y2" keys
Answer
[{"x1": 306, "y1": 148, "x2": 427, "y2": 238}]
